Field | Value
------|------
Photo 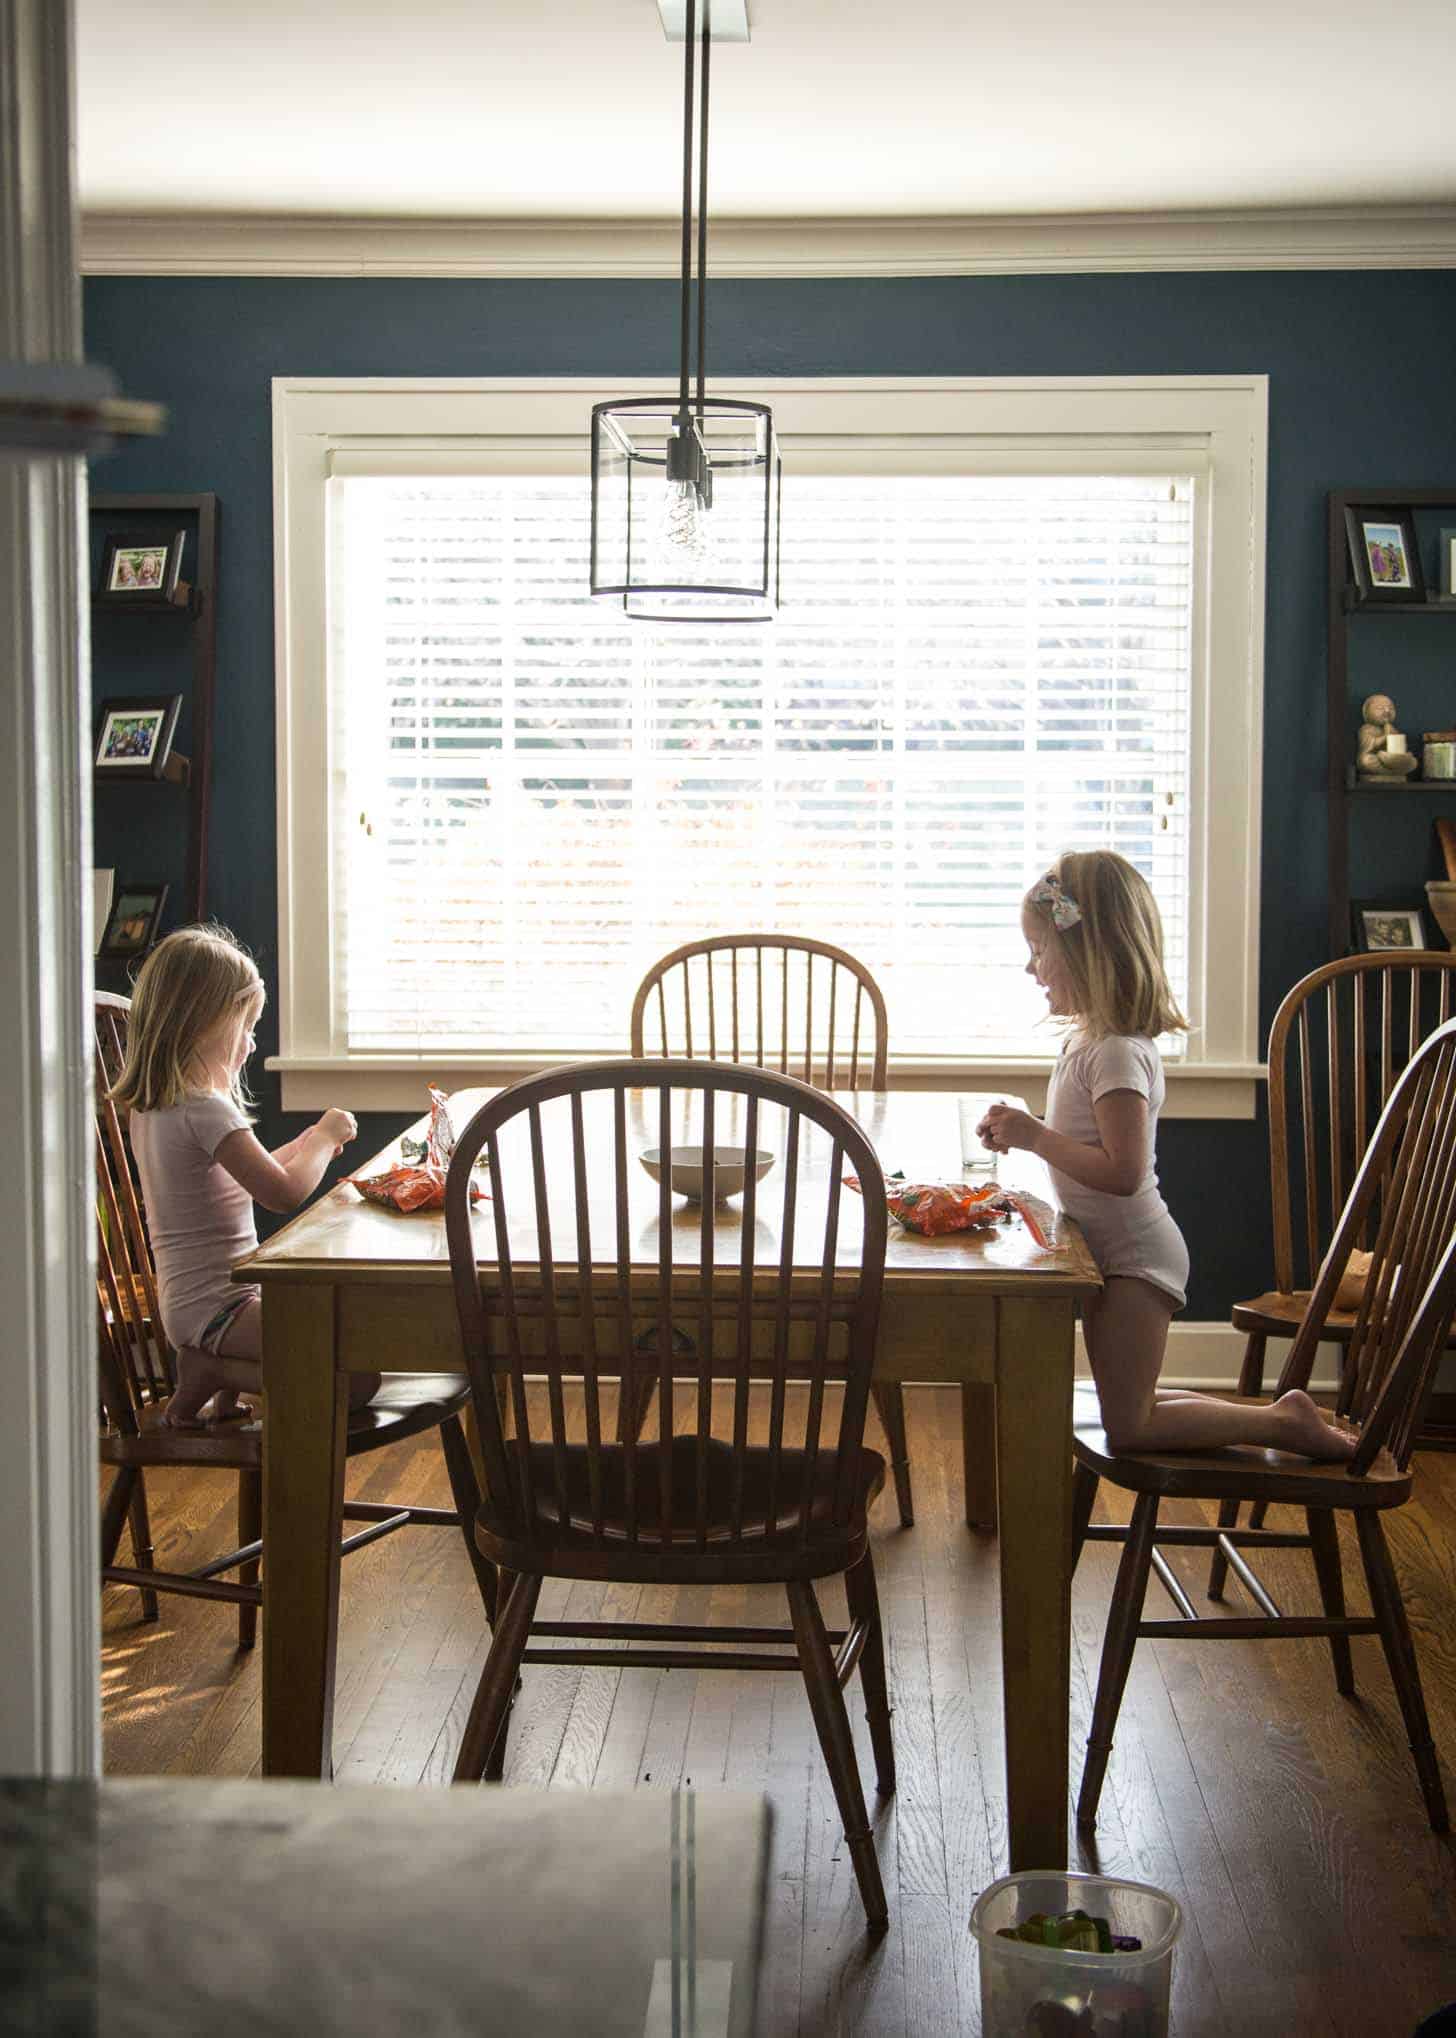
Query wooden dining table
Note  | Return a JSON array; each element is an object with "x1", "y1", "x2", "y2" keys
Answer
[{"x1": 241, "y1": 1086, "x2": 1100, "y2": 1872}]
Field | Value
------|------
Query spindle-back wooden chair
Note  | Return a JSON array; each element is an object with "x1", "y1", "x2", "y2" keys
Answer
[
  {"x1": 1213, "y1": 951, "x2": 1456, "y2": 1591},
  {"x1": 443, "y1": 1059, "x2": 896, "y2": 1931},
  {"x1": 1073, "y1": 1013, "x2": 1456, "y2": 1836},
  {"x1": 630, "y1": 932, "x2": 944, "y2": 1530},
  {"x1": 95, "y1": 993, "x2": 496, "y2": 1648}
]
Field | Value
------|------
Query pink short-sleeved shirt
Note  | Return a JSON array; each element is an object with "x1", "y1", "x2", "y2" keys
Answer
[
  {"x1": 129, "y1": 1091, "x2": 260, "y2": 1348},
  {"x1": 1044, "y1": 1030, "x2": 1189, "y2": 1310}
]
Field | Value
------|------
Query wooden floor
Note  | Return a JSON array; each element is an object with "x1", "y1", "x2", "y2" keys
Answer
[{"x1": 102, "y1": 1386, "x2": 1456, "y2": 2036}]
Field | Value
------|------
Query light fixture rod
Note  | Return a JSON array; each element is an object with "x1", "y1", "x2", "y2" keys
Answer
[
  {"x1": 695, "y1": 13, "x2": 710, "y2": 416},
  {"x1": 677, "y1": 0, "x2": 696, "y2": 420}
]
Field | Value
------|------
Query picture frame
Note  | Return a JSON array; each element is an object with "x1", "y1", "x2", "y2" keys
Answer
[
  {"x1": 99, "y1": 882, "x2": 168, "y2": 961},
  {"x1": 1351, "y1": 898, "x2": 1439, "y2": 954},
  {"x1": 96, "y1": 528, "x2": 186, "y2": 606},
  {"x1": 1344, "y1": 505, "x2": 1426, "y2": 605},
  {"x1": 94, "y1": 695, "x2": 182, "y2": 779},
  {"x1": 1439, "y1": 526, "x2": 1456, "y2": 602}
]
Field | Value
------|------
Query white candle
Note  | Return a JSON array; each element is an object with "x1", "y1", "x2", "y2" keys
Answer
[{"x1": 1387, "y1": 730, "x2": 1408, "y2": 754}]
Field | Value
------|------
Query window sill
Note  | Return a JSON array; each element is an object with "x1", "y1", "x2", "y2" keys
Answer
[{"x1": 269, "y1": 1054, "x2": 1262, "y2": 1120}]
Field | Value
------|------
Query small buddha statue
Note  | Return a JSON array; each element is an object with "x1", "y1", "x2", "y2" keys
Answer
[{"x1": 1357, "y1": 692, "x2": 1419, "y2": 780}]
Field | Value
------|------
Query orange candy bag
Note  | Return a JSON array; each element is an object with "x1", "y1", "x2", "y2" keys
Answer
[
  {"x1": 883, "y1": 1180, "x2": 1006, "y2": 1236},
  {"x1": 348, "y1": 1085, "x2": 486, "y2": 1213},
  {"x1": 846, "y1": 1173, "x2": 1054, "y2": 1249}
]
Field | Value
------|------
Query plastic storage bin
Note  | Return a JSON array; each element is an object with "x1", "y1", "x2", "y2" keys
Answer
[{"x1": 970, "y1": 1870, "x2": 1181, "y2": 2036}]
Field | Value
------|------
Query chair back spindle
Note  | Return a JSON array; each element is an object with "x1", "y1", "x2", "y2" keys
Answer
[
  {"x1": 93, "y1": 992, "x2": 176, "y2": 1427},
  {"x1": 444, "y1": 1060, "x2": 888, "y2": 1567}
]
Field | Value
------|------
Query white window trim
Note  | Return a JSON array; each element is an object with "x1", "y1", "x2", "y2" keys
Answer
[{"x1": 272, "y1": 374, "x2": 1267, "y2": 1118}]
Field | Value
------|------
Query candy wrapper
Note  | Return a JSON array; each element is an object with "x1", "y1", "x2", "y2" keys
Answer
[
  {"x1": 348, "y1": 1085, "x2": 487, "y2": 1213},
  {"x1": 847, "y1": 1173, "x2": 1054, "y2": 1249}
]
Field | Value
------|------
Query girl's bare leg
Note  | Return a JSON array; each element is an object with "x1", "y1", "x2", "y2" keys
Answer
[
  {"x1": 211, "y1": 1297, "x2": 381, "y2": 1413},
  {"x1": 1083, "y1": 1277, "x2": 1355, "y2": 1460}
]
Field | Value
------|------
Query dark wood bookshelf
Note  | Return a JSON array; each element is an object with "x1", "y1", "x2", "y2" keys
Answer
[
  {"x1": 1327, "y1": 486, "x2": 1456, "y2": 959},
  {"x1": 89, "y1": 492, "x2": 217, "y2": 924}
]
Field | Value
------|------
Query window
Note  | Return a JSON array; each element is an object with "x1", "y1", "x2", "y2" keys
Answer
[{"x1": 274, "y1": 378, "x2": 1266, "y2": 1114}]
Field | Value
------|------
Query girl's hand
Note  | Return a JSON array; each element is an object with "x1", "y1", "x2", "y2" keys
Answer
[
  {"x1": 976, "y1": 1102, "x2": 1043, "y2": 1156},
  {"x1": 319, "y1": 1107, "x2": 358, "y2": 1150}
]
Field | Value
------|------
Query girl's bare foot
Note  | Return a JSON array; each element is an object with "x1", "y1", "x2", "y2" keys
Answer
[
  {"x1": 197, "y1": 1390, "x2": 252, "y2": 1424},
  {"x1": 163, "y1": 1349, "x2": 260, "y2": 1427},
  {"x1": 1270, "y1": 1388, "x2": 1357, "y2": 1462}
]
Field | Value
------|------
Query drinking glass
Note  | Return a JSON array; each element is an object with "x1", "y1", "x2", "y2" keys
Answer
[{"x1": 956, "y1": 1094, "x2": 1000, "y2": 1176}]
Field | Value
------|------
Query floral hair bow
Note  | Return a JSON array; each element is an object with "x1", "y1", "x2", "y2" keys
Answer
[{"x1": 1028, "y1": 872, "x2": 1082, "y2": 930}]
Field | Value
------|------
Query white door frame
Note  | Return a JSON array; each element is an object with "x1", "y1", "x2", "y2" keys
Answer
[{"x1": 0, "y1": 0, "x2": 101, "y2": 1776}]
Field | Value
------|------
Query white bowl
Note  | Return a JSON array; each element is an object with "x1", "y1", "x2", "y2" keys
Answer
[{"x1": 639, "y1": 1144, "x2": 775, "y2": 1202}]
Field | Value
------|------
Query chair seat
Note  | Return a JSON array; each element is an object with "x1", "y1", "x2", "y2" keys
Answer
[
  {"x1": 475, "y1": 1434, "x2": 886, "y2": 1583},
  {"x1": 100, "y1": 1373, "x2": 471, "y2": 1469},
  {"x1": 1071, "y1": 1381, "x2": 1408, "y2": 1509},
  {"x1": 1232, "y1": 1290, "x2": 1358, "y2": 1339}
]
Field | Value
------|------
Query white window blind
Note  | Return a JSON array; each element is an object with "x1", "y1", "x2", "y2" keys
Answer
[{"x1": 328, "y1": 469, "x2": 1193, "y2": 1060}]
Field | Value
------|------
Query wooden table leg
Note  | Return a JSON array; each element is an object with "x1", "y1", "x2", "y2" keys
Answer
[
  {"x1": 995, "y1": 1295, "x2": 1075, "y2": 1871},
  {"x1": 261, "y1": 1282, "x2": 348, "y2": 1778},
  {"x1": 961, "y1": 1381, "x2": 998, "y2": 1531}
]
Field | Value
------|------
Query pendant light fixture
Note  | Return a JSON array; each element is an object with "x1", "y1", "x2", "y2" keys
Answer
[{"x1": 589, "y1": 0, "x2": 781, "y2": 622}]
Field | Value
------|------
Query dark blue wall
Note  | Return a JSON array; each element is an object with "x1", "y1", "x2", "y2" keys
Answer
[{"x1": 82, "y1": 270, "x2": 1456, "y2": 1311}]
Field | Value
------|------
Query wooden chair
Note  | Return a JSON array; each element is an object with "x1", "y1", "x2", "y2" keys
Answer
[
  {"x1": 1212, "y1": 951, "x2": 1456, "y2": 1592},
  {"x1": 443, "y1": 1059, "x2": 896, "y2": 1932},
  {"x1": 94, "y1": 992, "x2": 497, "y2": 1645},
  {"x1": 1073, "y1": 1012, "x2": 1456, "y2": 1836},
  {"x1": 630, "y1": 931, "x2": 954, "y2": 1531}
]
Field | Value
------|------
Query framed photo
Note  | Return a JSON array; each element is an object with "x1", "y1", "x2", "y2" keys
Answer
[
  {"x1": 94, "y1": 695, "x2": 182, "y2": 779},
  {"x1": 1351, "y1": 899, "x2": 1438, "y2": 953},
  {"x1": 1439, "y1": 526, "x2": 1456, "y2": 601},
  {"x1": 1344, "y1": 505, "x2": 1426, "y2": 605},
  {"x1": 99, "y1": 882, "x2": 168, "y2": 960},
  {"x1": 96, "y1": 529, "x2": 185, "y2": 606}
]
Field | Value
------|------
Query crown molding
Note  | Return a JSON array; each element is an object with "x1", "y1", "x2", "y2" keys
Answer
[{"x1": 80, "y1": 204, "x2": 1456, "y2": 279}]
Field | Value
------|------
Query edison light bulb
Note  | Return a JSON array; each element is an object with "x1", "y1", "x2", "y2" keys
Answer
[
  {"x1": 652, "y1": 420, "x2": 712, "y2": 580},
  {"x1": 659, "y1": 472, "x2": 709, "y2": 563}
]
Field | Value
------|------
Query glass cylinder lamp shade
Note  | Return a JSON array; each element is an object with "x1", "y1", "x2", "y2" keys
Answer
[{"x1": 590, "y1": 396, "x2": 781, "y2": 622}]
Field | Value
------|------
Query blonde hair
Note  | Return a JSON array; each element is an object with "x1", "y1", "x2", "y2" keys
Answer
[
  {"x1": 1024, "y1": 849, "x2": 1188, "y2": 1042},
  {"x1": 110, "y1": 924, "x2": 264, "y2": 1114}
]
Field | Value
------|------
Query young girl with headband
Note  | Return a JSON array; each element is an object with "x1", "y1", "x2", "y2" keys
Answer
[{"x1": 978, "y1": 851, "x2": 1354, "y2": 1460}]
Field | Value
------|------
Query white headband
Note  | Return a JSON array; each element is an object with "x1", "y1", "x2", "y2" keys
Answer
[{"x1": 1028, "y1": 872, "x2": 1082, "y2": 930}]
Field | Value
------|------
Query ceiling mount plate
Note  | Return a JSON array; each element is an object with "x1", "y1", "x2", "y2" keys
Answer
[{"x1": 657, "y1": 1, "x2": 750, "y2": 42}]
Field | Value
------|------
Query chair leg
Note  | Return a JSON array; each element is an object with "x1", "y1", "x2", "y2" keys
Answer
[
  {"x1": 236, "y1": 1469, "x2": 261, "y2": 1650},
  {"x1": 482, "y1": 1568, "x2": 528, "y2": 1782},
  {"x1": 1355, "y1": 1511, "x2": 1448, "y2": 1832},
  {"x1": 438, "y1": 1413, "x2": 497, "y2": 1626},
  {"x1": 615, "y1": 1370, "x2": 656, "y2": 1445},
  {"x1": 1210, "y1": 1332, "x2": 1271, "y2": 1592},
  {"x1": 101, "y1": 1467, "x2": 159, "y2": 1623},
  {"x1": 871, "y1": 1380, "x2": 914, "y2": 1528},
  {"x1": 1070, "y1": 1460, "x2": 1099, "y2": 1579},
  {"x1": 1206, "y1": 1499, "x2": 1240, "y2": 1601},
  {"x1": 1077, "y1": 1490, "x2": 1159, "y2": 1829},
  {"x1": 100, "y1": 1466, "x2": 134, "y2": 1570},
  {"x1": 453, "y1": 1567, "x2": 540, "y2": 1785},
  {"x1": 961, "y1": 1382, "x2": 997, "y2": 1533},
  {"x1": 787, "y1": 1578, "x2": 888, "y2": 1934},
  {"x1": 1306, "y1": 1507, "x2": 1355, "y2": 1697},
  {"x1": 845, "y1": 1549, "x2": 895, "y2": 1796},
  {"x1": 1237, "y1": 1329, "x2": 1268, "y2": 1398}
]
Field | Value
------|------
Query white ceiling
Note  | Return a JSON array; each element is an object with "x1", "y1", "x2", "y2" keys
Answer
[{"x1": 75, "y1": 0, "x2": 1456, "y2": 226}]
